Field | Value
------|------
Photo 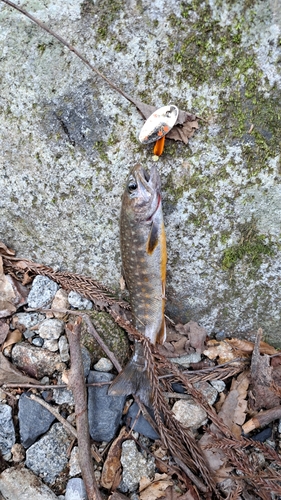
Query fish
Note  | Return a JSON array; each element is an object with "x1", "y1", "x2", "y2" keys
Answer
[{"x1": 108, "y1": 164, "x2": 167, "y2": 405}]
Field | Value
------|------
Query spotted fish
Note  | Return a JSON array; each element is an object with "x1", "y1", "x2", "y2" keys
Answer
[{"x1": 108, "y1": 164, "x2": 166, "y2": 405}]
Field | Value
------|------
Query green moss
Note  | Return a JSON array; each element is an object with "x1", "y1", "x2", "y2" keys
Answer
[
  {"x1": 164, "y1": 0, "x2": 280, "y2": 183},
  {"x1": 93, "y1": 140, "x2": 109, "y2": 162},
  {"x1": 82, "y1": 0, "x2": 123, "y2": 42},
  {"x1": 222, "y1": 223, "x2": 274, "y2": 270},
  {"x1": 80, "y1": 310, "x2": 130, "y2": 364}
]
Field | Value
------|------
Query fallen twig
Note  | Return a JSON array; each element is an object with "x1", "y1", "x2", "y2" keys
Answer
[
  {"x1": 28, "y1": 394, "x2": 77, "y2": 438},
  {"x1": 66, "y1": 318, "x2": 102, "y2": 500},
  {"x1": 173, "y1": 456, "x2": 208, "y2": 494},
  {"x1": 2, "y1": 382, "x2": 110, "y2": 389},
  {"x1": 81, "y1": 314, "x2": 123, "y2": 373},
  {"x1": 243, "y1": 406, "x2": 281, "y2": 434}
]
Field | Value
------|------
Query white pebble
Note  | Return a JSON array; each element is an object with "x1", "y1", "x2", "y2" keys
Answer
[{"x1": 94, "y1": 358, "x2": 113, "y2": 372}]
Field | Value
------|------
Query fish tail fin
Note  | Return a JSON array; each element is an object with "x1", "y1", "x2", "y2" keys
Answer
[{"x1": 108, "y1": 342, "x2": 152, "y2": 406}]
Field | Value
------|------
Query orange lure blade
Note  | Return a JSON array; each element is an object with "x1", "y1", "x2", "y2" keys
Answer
[{"x1": 153, "y1": 136, "x2": 165, "y2": 156}]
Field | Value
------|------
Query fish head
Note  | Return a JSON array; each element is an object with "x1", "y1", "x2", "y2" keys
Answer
[{"x1": 122, "y1": 164, "x2": 161, "y2": 221}]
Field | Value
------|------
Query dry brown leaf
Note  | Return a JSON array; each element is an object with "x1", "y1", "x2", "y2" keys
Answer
[
  {"x1": 226, "y1": 338, "x2": 278, "y2": 356},
  {"x1": 166, "y1": 120, "x2": 199, "y2": 144},
  {"x1": 108, "y1": 492, "x2": 129, "y2": 500},
  {"x1": 200, "y1": 430, "x2": 227, "y2": 474},
  {"x1": 0, "y1": 352, "x2": 38, "y2": 385},
  {"x1": 176, "y1": 490, "x2": 199, "y2": 500},
  {"x1": 100, "y1": 427, "x2": 129, "y2": 490},
  {"x1": 217, "y1": 371, "x2": 249, "y2": 438},
  {"x1": 139, "y1": 473, "x2": 173, "y2": 500},
  {"x1": 204, "y1": 340, "x2": 249, "y2": 364},
  {"x1": 187, "y1": 321, "x2": 207, "y2": 354},
  {"x1": 249, "y1": 331, "x2": 280, "y2": 410},
  {"x1": 0, "y1": 255, "x2": 28, "y2": 317},
  {"x1": 0, "y1": 321, "x2": 9, "y2": 346},
  {"x1": 158, "y1": 485, "x2": 193, "y2": 500},
  {"x1": 0, "y1": 241, "x2": 15, "y2": 257},
  {"x1": 2, "y1": 329, "x2": 22, "y2": 351}
]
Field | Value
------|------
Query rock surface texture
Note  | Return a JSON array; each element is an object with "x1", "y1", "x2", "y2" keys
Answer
[
  {"x1": 1, "y1": 0, "x2": 281, "y2": 343},
  {"x1": 0, "y1": 467, "x2": 58, "y2": 500}
]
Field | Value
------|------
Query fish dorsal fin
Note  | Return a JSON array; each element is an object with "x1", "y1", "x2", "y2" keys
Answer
[
  {"x1": 147, "y1": 221, "x2": 159, "y2": 254},
  {"x1": 157, "y1": 316, "x2": 166, "y2": 344}
]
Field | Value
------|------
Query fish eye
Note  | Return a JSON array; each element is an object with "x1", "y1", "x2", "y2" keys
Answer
[{"x1": 128, "y1": 180, "x2": 137, "y2": 193}]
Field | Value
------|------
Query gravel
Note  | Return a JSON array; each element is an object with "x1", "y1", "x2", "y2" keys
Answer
[
  {"x1": 18, "y1": 393, "x2": 56, "y2": 448},
  {"x1": 0, "y1": 404, "x2": 16, "y2": 455},
  {"x1": 27, "y1": 277, "x2": 59, "y2": 309},
  {"x1": 88, "y1": 371, "x2": 125, "y2": 442},
  {"x1": 25, "y1": 423, "x2": 73, "y2": 485}
]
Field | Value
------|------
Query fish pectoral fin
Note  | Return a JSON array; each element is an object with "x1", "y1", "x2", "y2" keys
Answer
[
  {"x1": 156, "y1": 316, "x2": 166, "y2": 344},
  {"x1": 147, "y1": 221, "x2": 159, "y2": 254}
]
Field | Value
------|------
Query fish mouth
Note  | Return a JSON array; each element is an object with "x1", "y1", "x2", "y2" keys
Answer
[{"x1": 135, "y1": 164, "x2": 160, "y2": 195}]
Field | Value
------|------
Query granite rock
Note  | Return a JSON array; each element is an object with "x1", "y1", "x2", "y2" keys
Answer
[
  {"x1": 58, "y1": 335, "x2": 70, "y2": 362},
  {"x1": 1, "y1": 0, "x2": 281, "y2": 344},
  {"x1": 0, "y1": 467, "x2": 58, "y2": 500},
  {"x1": 120, "y1": 440, "x2": 155, "y2": 492},
  {"x1": 51, "y1": 288, "x2": 70, "y2": 319},
  {"x1": 11, "y1": 312, "x2": 45, "y2": 331},
  {"x1": 38, "y1": 319, "x2": 65, "y2": 339},
  {"x1": 68, "y1": 291, "x2": 92, "y2": 310},
  {"x1": 27, "y1": 277, "x2": 59, "y2": 309},
  {"x1": 68, "y1": 447, "x2": 81, "y2": 477},
  {"x1": 43, "y1": 339, "x2": 59, "y2": 352},
  {"x1": 25, "y1": 423, "x2": 72, "y2": 485},
  {"x1": 65, "y1": 478, "x2": 87, "y2": 500},
  {"x1": 172, "y1": 399, "x2": 207, "y2": 430},
  {"x1": 11, "y1": 343, "x2": 64, "y2": 378},
  {"x1": 0, "y1": 404, "x2": 15, "y2": 455},
  {"x1": 93, "y1": 357, "x2": 113, "y2": 372}
]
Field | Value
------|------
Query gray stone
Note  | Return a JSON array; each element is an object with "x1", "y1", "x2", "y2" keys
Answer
[
  {"x1": 0, "y1": 404, "x2": 15, "y2": 455},
  {"x1": 81, "y1": 346, "x2": 91, "y2": 377},
  {"x1": 25, "y1": 423, "x2": 72, "y2": 485},
  {"x1": 194, "y1": 381, "x2": 218, "y2": 406},
  {"x1": 11, "y1": 343, "x2": 64, "y2": 378},
  {"x1": 27, "y1": 277, "x2": 59, "y2": 309},
  {"x1": 32, "y1": 337, "x2": 44, "y2": 347},
  {"x1": 68, "y1": 292, "x2": 92, "y2": 310},
  {"x1": 126, "y1": 402, "x2": 159, "y2": 440},
  {"x1": 53, "y1": 376, "x2": 74, "y2": 405},
  {"x1": 68, "y1": 446, "x2": 81, "y2": 477},
  {"x1": 11, "y1": 443, "x2": 25, "y2": 463},
  {"x1": 169, "y1": 352, "x2": 202, "y2": 368},
  {"x1": 43, "y1": 339, "x2": 59, "y2": 352},
  {"x1": 18, "y1": 392, "x2": 56, "y2": 448},
  {"x1": 1, "y1": 0, "x2": 281, "y2": 345},
  {"x1": 65, "y1": 478, "x2": 87, "y2": 500},
  {"x1": 58, "y1": 335, "x2": 70, "y2": 362},
  {"x1": 12, "y1": 312, "x2": 45, "y2": 330},
  {"x1": 172, "y1": 400, "x2": 208, "y2": 430},
  {"x1": 211, "y1": 380, "x2": 226, "y2": 393},
  {"x1": 51, "y1": 288, "x2": 70, "y2": 319},
  {"x1": 120, "y1": 440, "x2": 155, "y2": 492},
  {"x1": 88, "y1": 371, "x2": 125, "y2": 442},
  {"x1": 93, "y1": 357, "x2": 113, "y2": 372},
  {"x1": 0, "y1": 467, "x2": 58, "y2": 500},
  {"x1": 23, "y1": 330, "x2": 35, "y2": 339},
  {"x1": 38, "y1": 318, "x2": 65, "y2": 339}
]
